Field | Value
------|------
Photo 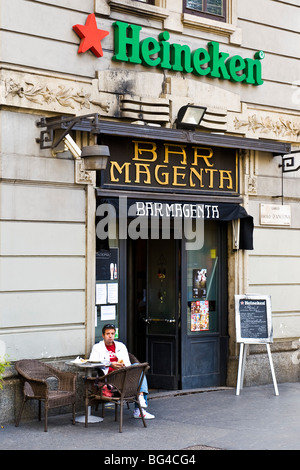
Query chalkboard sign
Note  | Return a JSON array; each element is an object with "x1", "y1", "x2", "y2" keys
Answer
[{"x1": 235, "y1": 295, "x2": 273, "y2": 344}]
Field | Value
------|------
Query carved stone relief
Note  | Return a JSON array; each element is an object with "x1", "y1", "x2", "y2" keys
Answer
[
  {"x1": 5, "y1": 78, "x2": 92, "y2": 110},
  {"x1": 1, "y1": 70, "x2": 111, "y2": 115},
  {"x1": 2, "y1": 68, "x2": 299, "y2": 145},
  {"x1": 233, "y1": 114, "x2": 300, "y2": 140},
  {"x1": 75, "y1": 159, "x2": 95, "y2": 185}
]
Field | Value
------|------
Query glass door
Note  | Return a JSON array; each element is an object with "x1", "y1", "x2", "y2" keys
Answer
[
  {"x1": 181, "y1": 220, "x2": 228, "y2": 388},
  {"x1": 187, "y1": 221, "x2": 219, "y2": 335}
]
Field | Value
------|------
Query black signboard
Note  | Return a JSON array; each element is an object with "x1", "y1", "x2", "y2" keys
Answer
[
  {"x1": 101, "y1": 136, "x2": 239, "y2": 196},
  {"x1": 235, "y1": 295, "x2": 273, "y2": 343}
]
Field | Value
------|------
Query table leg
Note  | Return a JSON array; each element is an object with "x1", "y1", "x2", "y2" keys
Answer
[
  {"x1": 75, "y1": 406, "x2": 103, "y2": 423},
  {"x1": 76, "y1": 368, "x2": 103, "y2": 424}
]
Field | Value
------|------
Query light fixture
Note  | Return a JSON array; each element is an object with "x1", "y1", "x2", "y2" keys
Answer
[
  {"x1": 36, "y1": 113, "x2": 110, "y2": 171},
  {"x1": 176, "y1": 104, "x2": 207, "y2": 130},
  {"x1": 81, "y1": 144, "x2": 110, "y2": 171},
  {"x1": 63, "y1": 134, "x2": 82, "y2": 159}
]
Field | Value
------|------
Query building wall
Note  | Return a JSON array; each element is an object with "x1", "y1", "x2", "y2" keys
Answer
[
  {"x1": 0, "y1": 110, "x2": 87, "y2": 360},
  {"x1": 0, "y1": 0, "x2": 299, "y2": 421},
  {"x1": 0, "y1": 0, "x2": 99, "y2": 363}
]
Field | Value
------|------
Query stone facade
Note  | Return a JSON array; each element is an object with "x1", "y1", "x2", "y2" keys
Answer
[{"x1": 0, "y1": 0, "x2": 300, "y2": 423}]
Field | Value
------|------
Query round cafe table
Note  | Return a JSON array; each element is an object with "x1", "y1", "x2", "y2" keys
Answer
[{"x1": 66, "y1": 360, "x2": 107, "y2": 423}]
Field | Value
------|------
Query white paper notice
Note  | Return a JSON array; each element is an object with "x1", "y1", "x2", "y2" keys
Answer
[
  {"x1": 96, "y1": 283, "x2": 107, "y2": 304},
  {"x1": 101, "y1": 305, "x2": 116, "y2": 321},
  {"x1": 107, "y1": 283, "x2": 118, "y2": 303},
  {"x1": 95, "y1": 306, "x2": 98, "y2": 327}
]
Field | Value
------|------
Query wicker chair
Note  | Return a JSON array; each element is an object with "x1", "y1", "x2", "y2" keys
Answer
[
  {"x1": 129, "y1": 352, "x2": 140, "y2": 364},
  {"x1": 85, "y1": 362, "x2": 150, "y2": 432},
  {"x1": 15, "y1": 359, "x2": 77, "y2": 432}
]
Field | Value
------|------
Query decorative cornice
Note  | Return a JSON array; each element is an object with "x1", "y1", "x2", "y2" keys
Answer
[
  {"x1": 75, "y1": 160, "x2": 95, "y2": 185},
  {"x1": 5, "y1": 78, "x2": 92, "y2": 110},
  {"x1": 233, "y1": 114, "x2": 300, "y2": 140},
  {"x1": 1, "y1": 71, "x2": 111, "y2": 115}
]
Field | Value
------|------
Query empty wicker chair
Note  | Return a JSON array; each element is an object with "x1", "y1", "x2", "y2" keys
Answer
[
  {"x1": 85, "y1": 362, "x2": 150, "y2": 432},
  {"x1": 15, "y1": 359, "x2": 77, "y2": 432}
]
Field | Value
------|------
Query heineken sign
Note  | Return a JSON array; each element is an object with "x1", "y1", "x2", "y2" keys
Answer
[
  {"x1": 73, "y1": 15, "x2": 264, "y2": 86},
  {"x1": 112, "y1": 21, "x2": 264, "y2": 86}
]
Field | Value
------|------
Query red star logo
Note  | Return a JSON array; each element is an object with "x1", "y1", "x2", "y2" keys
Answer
[{"x1": 73, "y1": 13, "x2": 109, "y2": 58}]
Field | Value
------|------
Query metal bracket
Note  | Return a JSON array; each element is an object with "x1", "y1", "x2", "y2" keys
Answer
[
  {"x1": 279, "y1": 155, "x2": 300, "y2": 173},
  {"x1": 36, "y1": 113, "x2": 101, "y2": 149},
  {"x1": 273, "y1": 151, "x2": 300, "y2": 203}
]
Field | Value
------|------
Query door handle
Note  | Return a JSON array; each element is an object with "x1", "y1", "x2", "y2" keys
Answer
[{"x1": 143, "y1": 318, "x2": 176, "y2": 323}]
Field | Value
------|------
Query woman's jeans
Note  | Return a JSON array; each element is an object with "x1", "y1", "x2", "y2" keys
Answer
[{"x1": 133, "y1": 362, "x2": 148, "y2": 408}]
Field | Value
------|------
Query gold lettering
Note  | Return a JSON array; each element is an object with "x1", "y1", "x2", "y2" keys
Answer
[
  {"x1": 110, "y1": 161, "x2": 131, "y2": 183},
  {"x1": 135, "y1": 163, "x2": 151, "y2": 184},
  {"x1": 132, "y1": 140, "x2": 157, "y2": 162},
  {"x1": 172, "y1": 166, "x2": 186, "y2": 186},
  {"x1": 219, "y1": 170, "x2": 233, "y2": 189},
  {"x1": 189, "y1": 167, "x2": 204, "y2": 188},
  {"x1": 192, "y1": 147, "x2": 214, "y2": 167},
  {"x1": 155, "y1": 165, "x2": 169, "y2": 185},
  {"x1": 164, "y1": 144, "x2": 187, "y2": 165},
  {"x1": 205, "y1": 168, "x2": 218, "y2": 188}
]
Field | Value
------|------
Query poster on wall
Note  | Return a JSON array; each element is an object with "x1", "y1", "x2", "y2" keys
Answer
[
  {"x1": 191, "y1": 300, "x2": 209, "y2": 331},
  {"x1": 96, "y1": 248, "x2": 118, "y2": 281},
  {"x1": 192, "y1": 269, "x2": 207, "y2": 298}
]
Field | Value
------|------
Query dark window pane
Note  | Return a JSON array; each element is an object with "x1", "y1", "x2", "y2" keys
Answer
[
  {"x1": 186, "y1": 0, "x2": 203, "y2": 12},
  {"x1": 134, "y1": 0, "x2": 155, "y2": 4},
  {"x1": 207, "y1": 0, "x2": 223, "y2": 16}
]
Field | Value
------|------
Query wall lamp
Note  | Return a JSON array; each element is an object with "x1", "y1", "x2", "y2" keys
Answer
[
  {"x1": 176, "y1": 104, "x2": 207, "y2": 130},
  {"x1": 62, "y1": 134, "x2": 110, "y2": 171},
  {"x1": 36, "y1": 113, "x2": 110, "y2": 171}
]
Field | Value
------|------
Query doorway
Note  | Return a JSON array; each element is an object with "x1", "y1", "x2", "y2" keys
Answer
[
  {"x1": 127, "y1": 236, "x2": 180, "y2": 389},
  {"x1": 126, "y1": 221, "x2": 228, "y2": 390}
]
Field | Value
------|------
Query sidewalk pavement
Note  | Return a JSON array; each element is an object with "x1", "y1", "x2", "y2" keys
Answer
[{"x1": 1, "y1": 382, "x2": 300, "y2": 451}]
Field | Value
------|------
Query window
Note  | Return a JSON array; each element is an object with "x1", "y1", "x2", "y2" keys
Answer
[
  {"x1": 133, "y1": 0, "x2": 155, "y2": 4},
  {"x1": 183, "y1": 0, "x2": 226, "y2": 22}
]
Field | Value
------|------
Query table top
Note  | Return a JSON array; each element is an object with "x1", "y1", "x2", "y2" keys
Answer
[{"x1": 65, "y1": 360, "x2": 107, "y2": 369}]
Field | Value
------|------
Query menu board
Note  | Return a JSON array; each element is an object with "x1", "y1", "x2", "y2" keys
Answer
[{"x1": 235, "y1": 295, "x2": 273, "y2": 344}]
